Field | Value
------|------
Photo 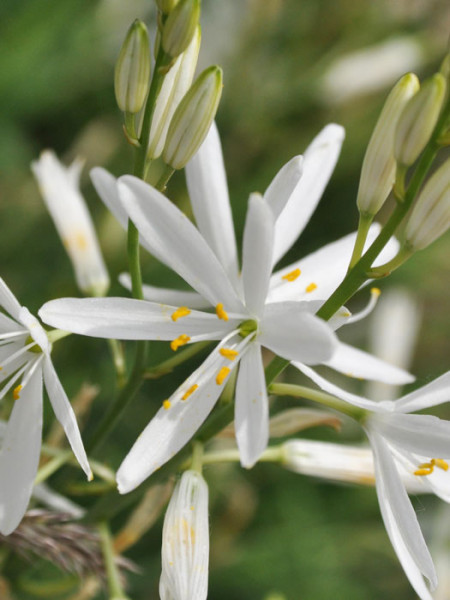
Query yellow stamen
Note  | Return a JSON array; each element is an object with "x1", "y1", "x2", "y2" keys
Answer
[
  {"x1": 371, "y1": 287, "x2": 381, "y2": 297},
  {"x1": 219, "y1": 348, "x2": 239, "y2": 360},
  {"x1": 414, "y1": 462, "x2": 434, "y2": 476},
  {"x1": 431, "y1": 458, "x2": 449, "y2": 471},
  {"x1": 215, "y1": 303, "x2": 229, "y2": 321},
  {"x1": 163, "y1": 400, "x2": 171, "y2": 410},
  {"x1": 282, "y1": 268, "x2": 301, "y2": 282},
  {"x1": 171, "y1": 306, "x2": 191, "y2": 322},
  {"x1": 305, "y1": 282, "x2": 317, "y2": 293},
  {"x1": 216, "y1": 366, "x2": 231, "y2": 385},
  {"x1": 182, "y1": 384, "x2": 198, "y2": 401},
  {"x1": 170, "y1": 334, "x2": 191, "y2": 351},
  {"x1": 13, "y1": 384, "x2": 23, "y2": 400}
]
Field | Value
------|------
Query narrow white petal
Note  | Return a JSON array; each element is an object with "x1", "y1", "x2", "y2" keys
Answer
[
  {"x1": 18, "y1": 307, "x2": 51, "y2": 354},
  {"x1": 324, "y1": 342, "x2": 414, "y2": 384},
  {"x1": 0, "y1": 367, "x2": 43, "y2": 535},
  {"x1": 264, "y1": 155, "x2": 303, "y2": 219},
  {"x1": 272, "y1": 124, "x2": 345, "y2": 265},
  {"x1": 0, "y1": 278, "x2": 22, "y2": 321},
  {"x1": 235, "y1": 343, "x2": 269, "y2": 468},
  {"x1": 39, "y1": 297, "x2": 239, "y2": 341},
  {"x1": 90, "y1": 167, "x2": 128, "y2": 229},
  {"x1": 379, "y1": 413, "x2": 450, "y2": 459},
  {"x1": 0, "y1": 312, "x2": 22, "y2": 334},
  {"x1": 242, "y1": 194, "x2": 274, "y2": 315},
  {"x1": 369, "y1": 430, "x2": 437, "y2": 594},
  {"x1": 260, "y1": 302, "x2": 337, "y2": 365},
  {"x1": 185, "y1": 122, "x2": 240, "y2": 290},
  {"x1": 32, "y1": 483, "x2": 86, "y2": 519},
  {"x1": 395, "y1": 372, "x2": 450, "y2": 413},
  {"x1": 42, "y1": 359, "x2": 91, "y2": 479},
  {"x1": 118, "y1": 176, "x2": 244, "y2": 312},
  {"x1": 119, "y1": 272, "x2": 210, "y2": 309}
]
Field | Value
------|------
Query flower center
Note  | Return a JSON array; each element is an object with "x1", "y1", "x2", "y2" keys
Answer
[{"x1": 238, "y1": 319, "x2": 258, "y2": 338}]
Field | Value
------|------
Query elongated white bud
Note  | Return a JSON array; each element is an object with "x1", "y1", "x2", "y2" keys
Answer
[
  {"x1": 156, "y1": 0, "x2": 179, "y2": 13},
  {"x1": 356, "y1": 74, "x2": 419, "y2": 216},
  {"x1": 162, "y1": 66, "x2": 223, "y2": 169},
  {"x1": 394, "y1": 73, "x2": 447, "y2": 166},
  {"x1": 404, "y1": 157, "x2": 450, "y2": 250},
  {"x1": 114, "y1": 20, "x2": 151, "y2": 114},
  {"x1": 162, "y1": 0, "x2": 200, "y2": 58},
  {"x1": 160, "y1": 470, "x2": 209, "y2": 600},
  {"x1": 148, "y1": 27, "x2": 200, "y2": 160},
  {"x1": 31, "y1": 151, "x2": 109, "y2": 297}
]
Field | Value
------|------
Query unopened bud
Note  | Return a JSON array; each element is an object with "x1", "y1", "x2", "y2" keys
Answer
[
  {"x1": 356, "y1": 73, "x2": 419, "y2": 216},
  {"x1": 114, "y1": 20, "x2": 151, "y2": 114},
  {"x1": 162, "y1": 66, "x2": 223, "y2": 169},
  {"x1": 394, "y1": 73, "x2": 447, "y2": 166},
  {"x1": 404, "y1": 158, "x2": 450, "y2": 250},
  {"x1": 148, "y1": 26, "x2": 200, "y2": 159},
  {"x1": 162, "y1": 0, "x2": 200, "y2": 58},
  {"x1": 156, "y1": 0, "x2": 179, "y2": 13},
  {"x1": 269, "y1": 408, "x2": 341, "y2": 437}
]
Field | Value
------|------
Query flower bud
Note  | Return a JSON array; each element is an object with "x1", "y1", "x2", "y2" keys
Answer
[
  {"x1": 114, "y1": 20, "x2": 151, "y2": 114},
  {"x1": 404, "y1": 157, "x2": 450, "y2": 250},
  {"x1": 394, "y1": 73, "x2": 447, "y2": 166},
  {"x1": 356, "y1": 73, "x2": 419, "y2": 216},
  {"x1": 162, "y1": 66, "x2": 223, "y2": 169},
  {"x1": 162, "y1": 0, "x2": 200, "y2": 58},
  {"x1": 148, "y1": 26, "x2": 200, "y2": 160},
  {"x1": 160, "y1": 470, "x2": 209, "y2": 600},
  {"x1": 156, "y1": 0, "x2": 179, "y2": 13}
]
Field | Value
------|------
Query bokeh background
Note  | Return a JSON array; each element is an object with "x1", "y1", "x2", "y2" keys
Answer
[{"x1": 1, "y1": 0, "x2": 450, "y2": 598}]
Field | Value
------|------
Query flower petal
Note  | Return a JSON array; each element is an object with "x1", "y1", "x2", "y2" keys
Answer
[
  {"x1": 0, "y1": 366, "x2": 43, "y2": 535},
  {"x1": 39, "y1": 297, "x2": 239, "y2": 341},
  {"x1": 42, "y1": 358, "x2": 91, "y2": 479},
  {"x1": 324, "y1": 342, "x2": 414, "y2": 384},
  {"x1": 0, "y1": 278, "x2": 23, "y2": 321},
  {"x1": 272, "y1": 124, "x2": 345, "y2": 266},
  {"x1": 235, "y1": 342, "x2": 269, "y2": 468},
  {"x1": 242, "y1": 193, "x2": 275, "y2": 316},
  {"x1": 395, "y1": 371, "x2": 450, "y2": 413},
  {"x1": 264, "y1": 155, "x2": 303, "y2": 219},
  {"x1": 260, "y1": 302, "x2": 337, "y2": 365},
  {"x1": 118, "y1": 175, "x2": 244, "y2": 312},
  {"x1": 90, "y1": 167, "x2": 129, "y2": 230},
  {"x1": 185, "y1": 122, "x2": 240, "y2": 291}
]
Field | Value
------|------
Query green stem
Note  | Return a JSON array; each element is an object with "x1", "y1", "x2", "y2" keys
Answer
[
  {"x1": 348, "y1": 213, "x2": 373, "y2": 269},
  {"x1": 108, "y1": 338, "x2": 127, "y2": 387},
  {"x1": 190, "y1": 440, "x2": 204, "y2": 472},
  {"x1": 367, "y1": 245, "x2": 413, "y2": 278},
  {"x1": 144, "y1": 341, "x2": 212, "y2": 379},
  {"x1": 98, "y1": 521, "x2": 130, "y2": 600},
  {"x1": 34, "y1": 450, "x2": 72, "y2": 485}
]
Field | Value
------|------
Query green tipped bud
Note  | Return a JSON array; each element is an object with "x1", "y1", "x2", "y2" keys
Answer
[
  {"x1": 162, "y1": 65, "x2": 223, "y2": 169},
  {"x1": 404, "y1": 158, "x2": 450, "y2": 250},
  {"x1": 162, "y1": 0, "x2": 200, "y2": 58},
  {"x1": 114, "y1": 20, "x2": 151, "y2": 114},
  {"x1": 156, "y1": 0, "x2": 179, "y2": 13},
  {"x1": 394, "y1": 73, "x2": 447, "y2": 166},
  {"x1": 356, "y1": 73, "x2": 419, "y2": 216}
]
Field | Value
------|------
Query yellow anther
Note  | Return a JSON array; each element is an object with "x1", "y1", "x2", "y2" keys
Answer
[
  {"x1": 170, "y1": 334, "x2": 191, "y2": 351},
  {"x1": 371, "y1": 287, "x2": 381, "y2": 297},
  {"x1": 171, "y1": 306, "x2": 191, "y2": 321},
  {"x1": 163, "y1": 400, "x2": 171, "y2": 410},
  {"x1": 216, "y1": 366, "x2": 231, "y2": 385},
  {"x1": 282, "y1": 268, "x2": 301, "y2": 282},
  {"x1": 431, "y1": 458, "x2": 449, "y2": 471},
  {"x1": 219, "y1": 348, "x2": 239, "y2": 361},
  {"x1": 13, "y1": 384, "x2": 23, "y2": 400},
  {"x1": 305, "y1": 282, "x2": 317, "y2": 293},
  {"x1": 414, "y1": 462, "x2": 434, "y2": 476},
  {"x1": 182, "y1": 384, "x2": 198, "y2": 401},
  {"x1": 215, "y1": 303, "x2": 229, "y2": 321}
]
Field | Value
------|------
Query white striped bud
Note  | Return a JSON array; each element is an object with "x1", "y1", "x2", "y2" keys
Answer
[
  {"x1": 394, "y1": 73, "x2": 447, "y2": 166},
  {"x1": 114, "y1": 20, "x2": 151, "y2": 114},
  {"x1": 404, "y1": 158, "x2": 450, "y2": 250},
  {"x1": 162, "y1": 66, "x2": 223, "y2": 169},
  {"x1": 356, "y1": 74, "x2": 419, "y2": 216},
  {"x1": 162, "y1": 0, "x2": 200, "y2": 59}
]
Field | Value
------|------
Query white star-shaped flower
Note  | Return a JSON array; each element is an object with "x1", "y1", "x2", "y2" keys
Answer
[{"x1": 0, "y1": 279, "x2": 91, "y2": 535}]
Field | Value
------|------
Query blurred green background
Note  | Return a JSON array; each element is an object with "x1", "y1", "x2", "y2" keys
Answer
[{"x1": 1, "y1": 0, "x2": 449, "y2": 598}]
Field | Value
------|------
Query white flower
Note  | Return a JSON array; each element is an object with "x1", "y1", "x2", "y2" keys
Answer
[
  {"x1": 0, "y1": 278, "x2": 91, "y2": 535},
  {"x1": 296, "y1": 364, "x2": 450, "y2": 600},
  {"x1": 160, "y1": 470, "x2": 209, "y2": 600},
  {"x1": 31, "y1": 151, "x2": 109, "y2": 297}
]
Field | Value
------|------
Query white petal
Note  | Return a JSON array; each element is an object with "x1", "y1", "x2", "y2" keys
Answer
[
  {"x1": 0, "y1": 367, "x2": 43, "y2": 535},
  {"x1": 118, "y1": 176, "x2": 244, "y2": 312},
  {"x1": 242, "y1": 193, "x2": 274, "y2": 315},
  {"x1": 260, "y1": 302, "x2": 337, "y2": 365},
  {"x1": 324, "y1": 342, "x2": 414, "y2": 384},
  {"x1": 117, "y1": 338, "x2": 243, "y2": 493},
  {"x1": 18, "y1": 307, "x2": 51, "y2": 354},
  {"x1": 0, "y1": 278, "x2": 23, "y2": 321},
  {"x1": 32, "y1": 483, "x2": 86, "y2": 519},
  {"x1": 379, "y1": 413, "x2": 450, "y2": 459},
  {"x1": 90, "y1": 167, "x2": 129, "y2": 229},
  {"x1": 235, "y1": 343, "x2": 269, "y2": 468},
  {"x1": 369, "y1": 430, "x2": 437, "y2": 594},
  {"x1": 395, "y1": 372, "x2": 450, "y2": 413},
  {"x1": 42, "y1": 358, "x2": 91, "y2": 479},
  {"x1": 272, "y1": 124, "x2": 345, "y2": 265},
  {"x1": 264, "y1": 155, "x2": 303, "y2": 219},
  {"x1": 119, "y1": 272, "x2": 210, "y2": 309},
  {"x1": 185, "y1": 122, "x2": 240, "y2": 290},
  {"x1": 0, "y1": 312, "x2": 22, "y2": 334}
]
